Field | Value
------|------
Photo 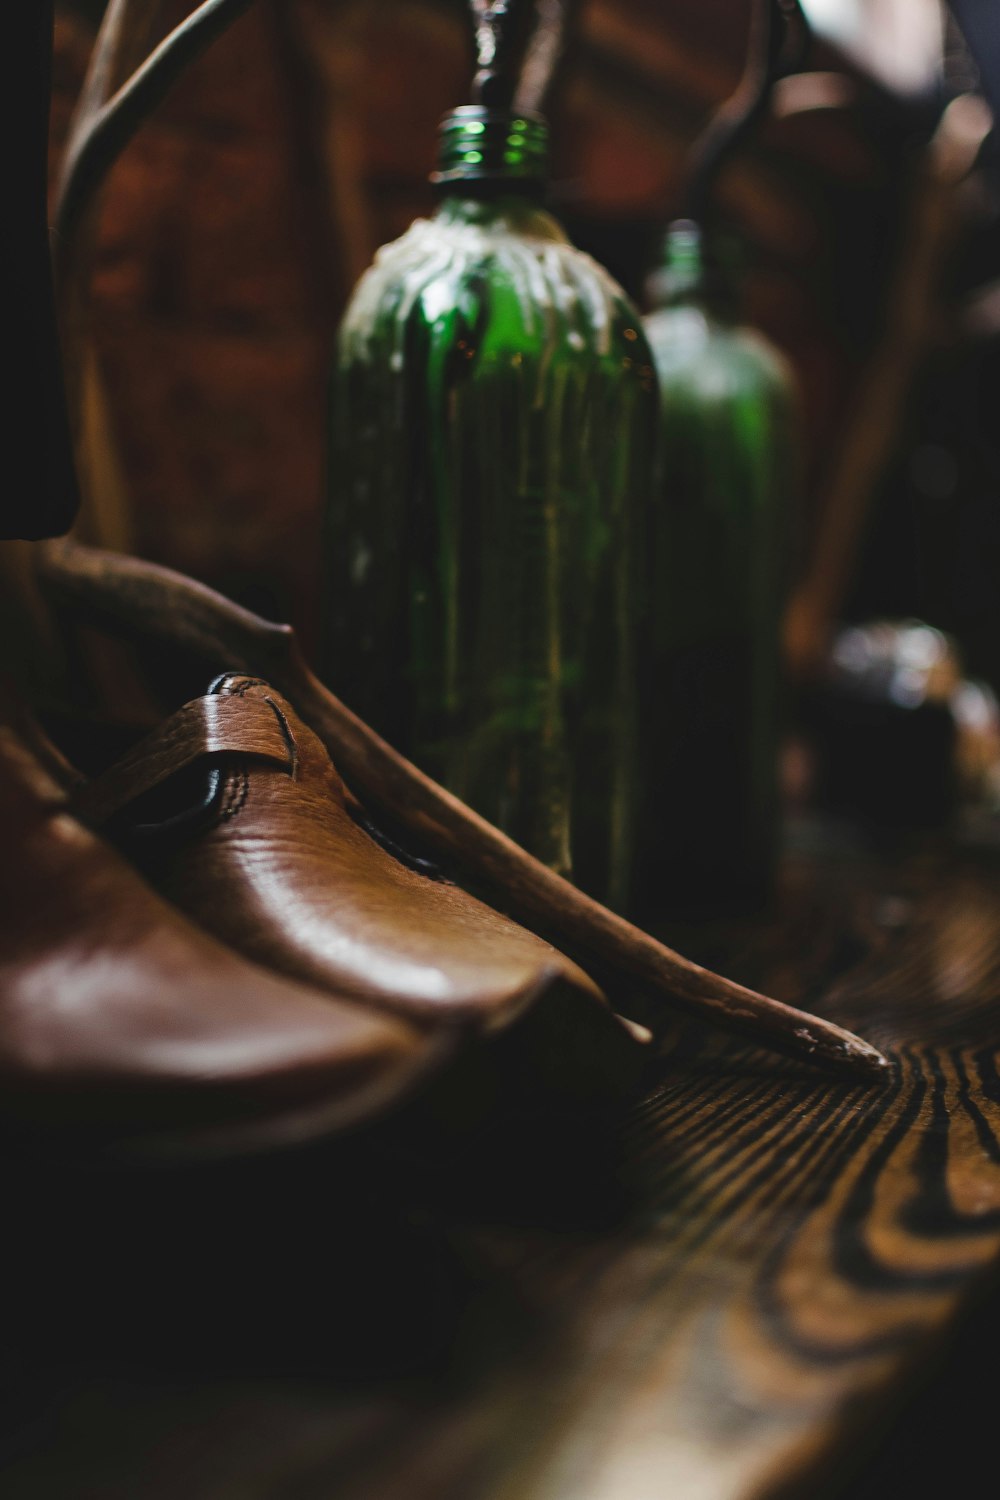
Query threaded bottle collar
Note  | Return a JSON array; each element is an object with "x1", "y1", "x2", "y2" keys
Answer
[{"x1": 432, "y1": 106, "x2": 549, "y2": 190}]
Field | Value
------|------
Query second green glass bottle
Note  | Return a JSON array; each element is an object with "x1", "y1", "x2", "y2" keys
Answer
[
  {"x1": 636, "y1": 221, "x2": 797, "y2": 915},
  {"x1": 324, "y1": 108, "x2": 657, "y2": 909}
]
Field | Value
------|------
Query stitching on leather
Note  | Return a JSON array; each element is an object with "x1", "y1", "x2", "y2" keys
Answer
[
  {"x1": 218, "y1": 767, "x2": 250, "y2": 822},
  {"x1": 263, "y1": 696, "x2": 298, "y2": 780},
  {"x1": 215, "y1": 675, "x2": 266, "y2": 821}
]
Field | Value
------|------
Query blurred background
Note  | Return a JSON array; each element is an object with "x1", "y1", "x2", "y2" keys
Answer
[{"x1": 48, "y1": 0, "x2": 1000, "y2": 689}]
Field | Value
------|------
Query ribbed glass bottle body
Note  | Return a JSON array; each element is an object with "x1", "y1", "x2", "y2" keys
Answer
[
  {"x1": 638, "y1": 232, "x2": 795, "y2": 914},
  {"x1": 325, "y1": 192, "x2": 656, "y2": 908}
]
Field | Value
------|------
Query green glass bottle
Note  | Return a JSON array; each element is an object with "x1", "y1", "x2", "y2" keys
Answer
[
  {"x1": 636, "y1": 220, "x2": 797, "y2": 915},
  {"x1": 324, "y1": 107, "x2": 656, "y2": 909}
]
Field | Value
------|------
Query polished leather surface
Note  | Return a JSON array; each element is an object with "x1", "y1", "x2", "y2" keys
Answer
[
  {"x1": 94, "y1": 676, "x2": 616, "y2": 1036},
  {"x1": 0, "y1": 719, "x2": 438, "y2": 1151}
]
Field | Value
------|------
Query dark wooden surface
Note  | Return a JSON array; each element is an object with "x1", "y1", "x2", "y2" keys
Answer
[{"x1": 3, "y1": 819, "x2": 1000, "y2": 1497}]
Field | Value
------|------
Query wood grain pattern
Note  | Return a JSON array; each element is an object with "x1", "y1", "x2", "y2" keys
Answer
[
  {"x1": 4, "y1": 835, "x2": 1000, "y2": 1500},
  {"x1": 440, "y1": 847, "x2": 1000, "y2": 1500}
]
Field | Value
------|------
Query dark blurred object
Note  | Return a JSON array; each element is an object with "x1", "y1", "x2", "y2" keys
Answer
[
  {"x1": 784, "y1": 91, "x2": 992, "y2": 679},
  {"x1": 843, "y1": 253, "x2": 1000, "y2": 695},
  {"x1": 806, "y1": 619, "x2": 961, "y2": 830},
  {"x1": 948, "y1": 0, "x2": 1000, "y2": 139},
  {"x1": 5, "y1": 0, "x2": 79, "y2": 540},
  {"x1": 684, "y1": 0, "x2": 808, "y2": 227}
]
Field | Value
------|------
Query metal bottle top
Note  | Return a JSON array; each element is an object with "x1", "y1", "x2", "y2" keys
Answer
[{"x1": 432, "y1": 106, "x2": 549, "y2": 191}]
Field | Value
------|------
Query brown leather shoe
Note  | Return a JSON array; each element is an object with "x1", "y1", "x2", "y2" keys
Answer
[
  {"x1": 0, "y1": 715, "x2": 443, "y2": 1157},
  {"x1": 73, "y1": 674, "x2": 641, "y2": 1096}
]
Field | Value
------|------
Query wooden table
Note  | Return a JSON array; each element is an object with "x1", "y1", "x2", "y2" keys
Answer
[{"x1": 3, "y1": 821, "x2": 1000, "y2": 1498}]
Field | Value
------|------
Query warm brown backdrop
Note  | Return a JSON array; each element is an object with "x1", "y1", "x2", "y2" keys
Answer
[{"x1": 50, "y1": 0, "x2": 918, "y2": 660}]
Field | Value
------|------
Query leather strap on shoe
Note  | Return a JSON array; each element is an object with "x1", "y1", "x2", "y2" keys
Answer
[{"x1": 74, "y1": 695, "x2": 295, "y2": 826}]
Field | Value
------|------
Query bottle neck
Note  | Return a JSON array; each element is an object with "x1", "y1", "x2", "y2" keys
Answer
[
  {"x1": 647, "y1": 219, "x2": 735, "y2": 319},
  {"x1": 431, "y1": 106, "x2": 549, "y2": 200}
]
